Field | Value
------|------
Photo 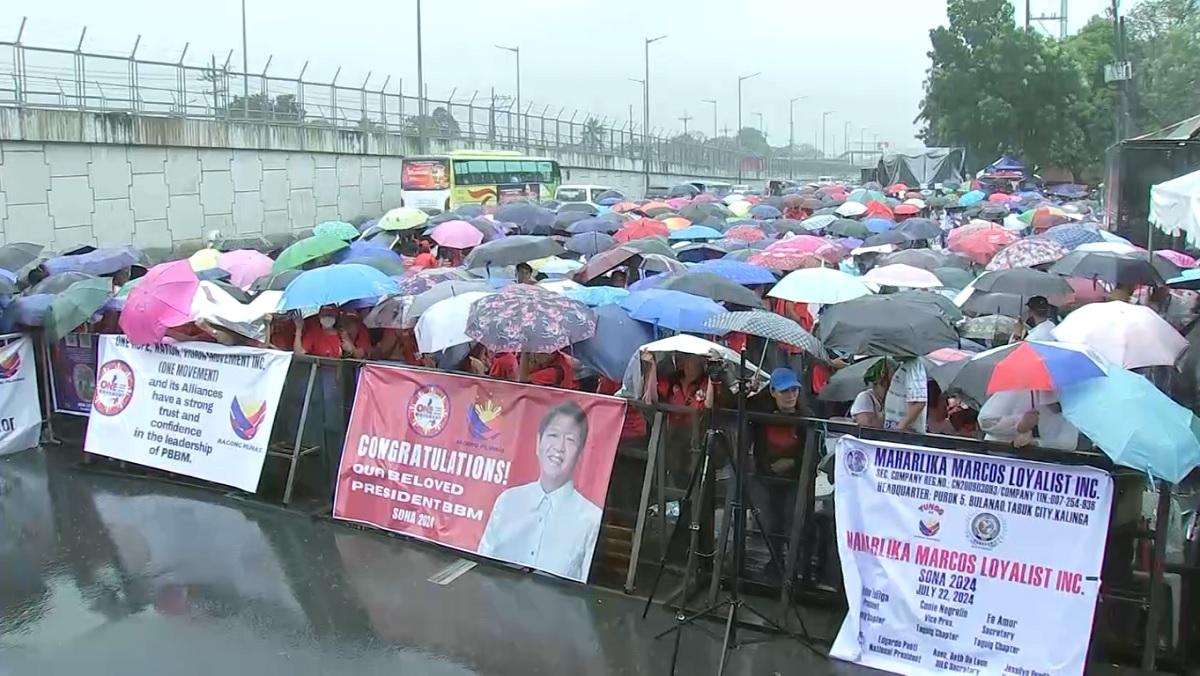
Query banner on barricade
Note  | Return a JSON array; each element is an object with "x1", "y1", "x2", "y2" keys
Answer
[
  {"x1": 333, "y1": 364, "x2": 626, "y2": 583},
  {"x1": 0, "y1": 334, "x2": 44, "y2": 456},
  {"x1": 83, "y1": 335, "x2": 292, "y2": 492},
  {"x1": 49, "y1": 332, "x2": 99, "y2": 415},
  {"x1": 831, "y1": 436, "x2": 1112, "y2": 676}
]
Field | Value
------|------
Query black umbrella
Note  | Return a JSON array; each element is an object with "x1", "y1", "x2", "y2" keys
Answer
[
  {"x1": 864, "y1": 231, "x2": 908, "y2": 247},
  {"x1": 1150, "y1": 254, "x2": 1182, "y2": 281},
  {"x1": 891, "y1": 289, "x2": 963, "y2": 323},
  {"x1": 565, "y1": 232, "x2": 616, "y2": 257},
  {"x1": 932, "y1": 267, "x2": 974, "y2": 290},
  {"x1": 517, "y1": 221, "x2": 554, "y2": 236},
  {"x1": 567, "y1": 217, "x2": 620, "y2": 235},
  {"x1": 679, "y1": 203, "x2": 731, "y2": 222},
  {"x1": 1048, "y1": 251, "x2": 1164, "y2": 286},
  {"x1": 620, "y1": 237, "x2": 677, "y2": 259},
  {"x1": 959, "y1": 290, "x2": 1024, "y2": 317},
  {"x1": 978, "y1": 205, "x2": 1010, "y2": 223},
  {"x1": 558, "y1": 202, "x2": 598, "y2": 216},
  {"x1": 658, "y1": 271, "x2": 765, "y2": 308},
  {"x1": 972, "y1": 268, "x2": 1072, "y2": 297},
  {"x1": 250, "y1": 269, "x2": 302, "y2": 293},
  {"x1": 495, "y1": 203, "x2": 555, "y2": 229},
  {"x1": 879, "y1": 249, "x2": 943, "y2": 271},
  {"x1": 427, "y1": 212, "x2": 460, "y2": 226},
  {"x1": 668, "y1": 183, "x2": 700, "y2": 198},
  {"x1": 211, "y1": 280, "x2": 251, "y2": 303},
  {"x1": 819, "y1": 356, "x2": 886, "y2": 401},
  {"x1": 676, "y1": 242, "x2": 730, "y2": 263},
  {"x1": 553, "y1": 210, "x2": 592, "y2": 231},
  {"x1": 896, "y1": 218, "x2": 941, "y2": 240},
  {"x1": 772, "y1": 219, "x2": 808, "y2": 235},
  {"x1": 28, "y1": 271, "x2": 98, "y2": 295},
  {"x1": 454, "y1": 204, "x2": 486, "y2": 218},
  {"x1": 643, "y1": 206, "x2": 676, "y2": 218},
  {"x1": 353, "y1": 256, "x2": 407, "y2": 277},
  {"x1": 539, "y1": 199, "x2": 562, "y2": 211},
  {"x1": 947, "y1": 343, "x2": 1021, "y2": 406},
  {"x1": 463, "y1": 235, "x2": 564, "y2": 269},
  {"x1": 828, "y1": 218, "x2": 870, "y2": 238},
  {"x1": 0, "y1": 242, "x2": 43, "y2": 273},
  {"x1": 817, "y1": 294, "x2": 959, "y2": 357}
]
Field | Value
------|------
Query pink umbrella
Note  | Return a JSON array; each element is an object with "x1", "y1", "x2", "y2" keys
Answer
[
  {"x1": 864, "y1": 263, "x2": 942, "y2": 288},
  {"x1": 987, "y1": 192, "x2": 1014, "y2": 203},
  {"x1": 949, "y1": 227, "x2": 1019, "y2": 265},
  {"x1": 725, "y1": 224, "x2": 766, "y2": 242},
  {"x1": 1155, "y1": 250, "x2": 1197, "y2": 269},
  {"x1": 119, "y1": 260, "x2": 200, "y2": 345},
  {"x1": 814, "y1": 242, "x2": 847, "y2": 264},
  {"x1": 666, "y1": 197, "x2": 691, "y2": 209},
  {"x1": 748, "y1": 250, "x2": 824, "y2": 272},
  {"x1": 765, "y1": 235, "x2": 827, "y2": 254},
  {"x1": 218, "y1": 249, "x2": 274, "y2": 290},
  {"x1": 430, "y1": 220, "x2": 484, "y2": 249},
  {"x1": 692, "y1": 193, "x2": 719, "y2": 203}
]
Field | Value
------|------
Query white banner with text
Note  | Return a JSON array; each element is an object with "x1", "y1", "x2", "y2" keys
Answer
[
  {"x1": 0, "y1": 334, "x2": 43, "y2": 456},
  {"x1": 84, "y1": 336, "x2": 291, "y2": 492},
  {"x1": 831, "y1": 436, "x2": 1112, "y2": 676}
]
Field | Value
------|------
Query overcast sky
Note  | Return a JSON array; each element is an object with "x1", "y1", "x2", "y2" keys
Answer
[{"x1": 10, "y1": 0, "x2": 1122, "y2": 151}]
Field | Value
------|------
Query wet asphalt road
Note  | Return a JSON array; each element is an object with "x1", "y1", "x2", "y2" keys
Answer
[{"x1": 0, "y1": 449, "x2": 868, "y2": 676}]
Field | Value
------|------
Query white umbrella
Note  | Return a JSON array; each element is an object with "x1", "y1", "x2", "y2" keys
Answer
[
  {"x1": 414, "y1": 291, "x2": 494, "y2": 354},
  {"x1": 863, "y1": 263, "x2": 943, "y2": 289},
  {"x1": 768, "y1": 267, "x2": 875, "y2": 304},
  {"x1": 1052, "y1": 300, "x2": 1187, "y2": 369},
  {"x1": 190, "y1": 283, "x2": 280, "y2": 342},
  {"x1": 1075, "y1": 241, "x2": 1140, "y2": 255},
  {"x1": 835, "y1": 201, "x2": 868, "y2": 218},
  {"x1": 538, "y1": 278, "x2": 584, "y2": 294}
]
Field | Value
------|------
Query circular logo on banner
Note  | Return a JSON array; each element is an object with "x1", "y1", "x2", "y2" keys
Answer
[
  {"x1": 93, "y1": 360, "x2": 135, "y2": 416},
  {"x1": 968, "y1": 512, "x2": 1005, "y2": 549},
  {"x1": 407, "y1": 385, "x2": 450, "y2": 437},
  {"x1": 844, "y1": 447, "x2": 868, "y2": 477}
]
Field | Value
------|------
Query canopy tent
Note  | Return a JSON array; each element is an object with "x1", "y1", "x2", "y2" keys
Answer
[
  {"x1": 874, "y1": 147, "x2": 966, "y2": 189},
  {"x1": 983, "y1": 155, "x2": 1026, "y2": 177},
  {"x1": 1150, "y1": 168, "x2": 1200, "y2": 245}
]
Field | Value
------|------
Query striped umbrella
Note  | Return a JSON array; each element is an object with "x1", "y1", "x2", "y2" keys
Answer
[
  {"x1": 704, "y1": 310, "x2": 827, "y2": 358},
  {"x1": 1042, "y1": 223, "x2": 1104, "y2": 250}
]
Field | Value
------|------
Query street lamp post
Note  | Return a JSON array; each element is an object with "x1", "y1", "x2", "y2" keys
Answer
[
  {"x1": 736, "y1": 72, "x2": 761, "y2": 181},
  {"x1": 240, "y1": 0, "x2": 249, "y2": 116},
  {"x1": 702, "y1": 99, "x2": 717, "y2": 140},
  {"x1": 642, "y1": 35, "x2": 667, "y2": 196},
  {"x1": 788, "y1": 96, "x2": 806, "y2": 179},
  {"x1": 821, "y1": 111, "x2": 833, "y2": 158},
  {"x1": 843, "y1": 120, "x2": 850, "y2": 157},
  {"x1": 495, "y1": 45, "x2": 521, "y2": 145}
]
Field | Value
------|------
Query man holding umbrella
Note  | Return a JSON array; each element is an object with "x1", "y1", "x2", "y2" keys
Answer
[
  {"x1": 882, "y1": 357, "x2": 928, "y2": 433},
  {"x1": 1012, "y1": 296, "x2": 1057, "y2": 341}
]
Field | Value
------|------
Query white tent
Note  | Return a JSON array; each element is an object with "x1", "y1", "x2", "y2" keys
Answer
[{"x1": 1150, "y1": 168, "x2": 1200, "y2": 244}]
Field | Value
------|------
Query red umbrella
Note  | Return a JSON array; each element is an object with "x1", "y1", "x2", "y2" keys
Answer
[
  {"x1": 749, "y1": 250, "x2": 824, "y2": 271},
  {"x1": 987, "y1": 192, "x2": 1014, "y2": 204},
  {"x1": 948, "y1": 227, "x2": 1019, "y2": 265},
  {"x1": 610, "y1": 201, "x2": 639, "y2": 213},
  {"x1": 765, "y1": 235, "x2": 827, "y2": 254},
  {"x1": 946, "y1": 219, "x2": 1004, "y2": 249},
  {"x1": 886, "y1": 182, "x2": 909, "y2": 195},
  {"x1": 614, "y1": 218, "x2": 669, "y2": 243},
  {"x1": 725, "y1": 224, "x2": 767, "y2": 242},
  {"x1": 1031, "y1": 210, "x2": 1071, "y2": 233},
  {"x1": 693, "y1": 193, "x2": 719, "y2": 203},
  {"x1": 865, "y1": 201, "x2": 894, "y2": 219},
  {"x1": 894, "y1": 204, "x2": 920, "y2": 216}
]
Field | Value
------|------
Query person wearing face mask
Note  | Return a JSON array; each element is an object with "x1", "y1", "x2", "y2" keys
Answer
[
  {"x1": 477, "y1": 402, "x2": 601, "y2": 580},
  {"x1": 293, "y1": 305, "x2": 367, "y2": 358}
]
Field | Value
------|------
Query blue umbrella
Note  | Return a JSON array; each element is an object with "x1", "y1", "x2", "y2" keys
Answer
[
  {"x1": 628, "y1": 273, "x2": 668, "y2": 291},
  {"x1": 1042, "y1": 223, "x2": 1104, "y2": 250},
  {"x1": 495, "y1": 203, "x2": 554, "y2": 229},
  {"x1": 335, "y1": 239, "x2": 404, "y2": 264},
  {"x1": 749, "y1": 204, "x2": 782, "y2": 220},
  {"x1": 5, "y1": 294, "x2": 53, "y2": 328},
  {"x1": 280, "y1": 263, "x2": 401, "y2": 311},
  {"x1": 1060, "y1": 368, "x2": 1200, "y2": 483},
  {"x1": 564, "y1": 286, "x2": 630, "y2": 307},
  {"x1": 573, "y1": 304, "x2": 654, "y2": 381},
  {"x1": 565, "y1": 232, "x2": 616, "y2": 257},
  {"x1": 959, "y1": 190, "x2": 986, "y2": 207},
  {"x1": 864, "y1": 217, "x2": 895, "y2": 234},
  {"x1": 677, "y1": 243, "x2": 730, "y2": 263},
  {"x1": 692, "y1": 259, "x2": 777, "y2": 285},
  {"x1": 668, "y1": 225, "x2": 724, "y2": 241},
  {"x1": 469, "y1": 217, "x2": 508, "y2": 242},
  {"x1": 567, "y1": 217, "x2": 620, "y2": 235},
  {"x1": 43, "y1": 246, "x2": 141, "y2": 276},
  {"x1": 621, "y1": 289, "x2": 727, "y2": 334}
]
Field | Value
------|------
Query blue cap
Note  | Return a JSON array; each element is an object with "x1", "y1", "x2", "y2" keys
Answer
[{"x1": 769, "y1": 368, "x2": 801, "y2": 392}]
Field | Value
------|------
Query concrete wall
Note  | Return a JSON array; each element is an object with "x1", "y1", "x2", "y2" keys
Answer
[{"x1": 0, "y1": 107, "x2": 849, "y2": 250}]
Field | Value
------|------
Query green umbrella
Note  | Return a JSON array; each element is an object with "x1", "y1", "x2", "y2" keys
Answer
[
  {"x1": 932, "y1": 266, "x2": 974, "y2": 290},
  {"x1": 313, "y1": 221, "x2": 360, "y2": 241},
  {"x1": 828, "y1": 218, "x2": 871, "y2": 238},
  {"x1": 115, "y1": 277, "x2": 141, "y2": 299},
  {"x1": 45, "y1": 278, "x2": 112, "y2": 341},
  {"x1": 620, "y1": 237, "x2": 677, "y2": 259},
  {"x1": 272, "y1": 235, "x2": 349, "y2": 272},
  {"x1": 377, "y1": 207, "x2": 430, "y2": 231}
]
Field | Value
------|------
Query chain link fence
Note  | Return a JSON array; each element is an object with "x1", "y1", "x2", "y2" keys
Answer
[{"x1": 0, "y1": 39, "x2": 837, "y2": 178}]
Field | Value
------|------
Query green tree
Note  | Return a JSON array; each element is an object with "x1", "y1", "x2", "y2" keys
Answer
[
  {"x1": 1126, "y1": 0, "x2": 1200, "y2": 130},
  {"x1": 1057, "y1": 16, "x2": 1117, "y2": 179},
  {"x1": 917, "y1": 0, "x2": 1088, "y2": 171}
]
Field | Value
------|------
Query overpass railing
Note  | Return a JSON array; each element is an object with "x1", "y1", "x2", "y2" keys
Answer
[{"x1": 0, "y1": 35, "x2": 853, "y2": 179}]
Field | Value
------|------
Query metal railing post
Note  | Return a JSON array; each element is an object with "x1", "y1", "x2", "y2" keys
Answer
[{"x1": 297, "y1": 60, "x2": 309, "y2": 124}]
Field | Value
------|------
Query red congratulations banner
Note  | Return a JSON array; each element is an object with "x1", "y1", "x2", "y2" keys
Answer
[{"x1": 333, "y1": 364, "x2": 626, "y2": 582}]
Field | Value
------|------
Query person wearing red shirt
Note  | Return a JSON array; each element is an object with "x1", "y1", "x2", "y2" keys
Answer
[
  {"x1": 412, "y1": 241, "x2": 438, "y2": 270},
  {"x1": 292, "y1": 306, "x2": 369, "y2": 358},
  {"x1": 597, "y1": 377, "x2": 647, "y2": 440},
  {"x1": 640, "y1": 350, "x2": 713, "y2": 486}
]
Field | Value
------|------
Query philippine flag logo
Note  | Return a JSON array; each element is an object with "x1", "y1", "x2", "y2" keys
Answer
[
  {"x1": 0, "y1": 350, "x2": 20, "y2": 380},
  {"x1": 230, "y1": 397, "x2": 268, "y2": 441},
  {"x1": 467, "y1": 394, "x2": 503, "y2": 440}
]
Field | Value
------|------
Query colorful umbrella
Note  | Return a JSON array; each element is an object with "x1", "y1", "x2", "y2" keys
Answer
[
  {"x1": 377, "y1": 207, "x2": 431, "y2": 231},
  {"x1": 1052, "y1": 301, "x2": 1187, "y2": 369},
  {"x1": 119, "y1": 260, "x2": 200, "y2": 345},
  {"x1": 466, "y1": 285, "x2": 596, "y2": 353},
  {"x1": 218, "y1": 250, "x2": 274, "y2": 290},
  {"x1": 894, "y1": 204, "x2": 920, "y2": 216},
  {"x1": 749, "y1": 204, "x2": 782, "y2": 220},
  {"x1": 661, "y1": 216, "x2": 692, "y2": 231},
  {"x1": 430, "y1": 220, "x2": 485, "y2": 249},
  {"x1": 1060, "y1": 368, "x2": 1200, "y2": 483},
  {"x1": 313, "y1": 221, "x2": 360, "y2": 240},
  {"x1": 395, "y1": 267, "x2": 473, "y2": 295},
  {"x1": 865, "y1": 201, "x2": 894, "y2": 220},
  {"x1": 279, "y1": 263, "x2": 401, "y2": 311},
  {"x1": 959, "y1": 190, "x2": 986, "y2": 207},
  {"x1": 769, "y1": 267, "x2": 874, "y2": 304},
  {"x1": 614, "y1": 218, "x2": 670, "y2": 243},
  {"x1": 721, "y1": 224, "x2": 763, "y2": 242},
  {"x1": 984, "y1": 236, "x2": 1069, "y2": 271},
  {"x1": 951, "y1": 340, "x2": 1107, "y2": 402},
  {"x1": 188, "y1": 248, "x2": 221, "y2": 272},
  {"x1": 273, "y1": 235, "x2": 350, "y2": 272}
]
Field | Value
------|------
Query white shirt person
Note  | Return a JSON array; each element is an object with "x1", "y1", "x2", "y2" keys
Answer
[{"x1": 478, "y1": 402, "x2": 602, "y2": 581}]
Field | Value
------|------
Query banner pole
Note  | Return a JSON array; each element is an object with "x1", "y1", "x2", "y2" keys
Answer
[
  {"x1": 283, "y1": 362, "x2": 318, "y2": 505},
  {"x1": 37, "y1": 332, "x2": 61, "y2": 446},
  {"x1": 1141, "y1": 480, "x2": 1172, "y2": 670},
  {"x1": 625, "y1": 410, "x2": 664, "y2": 594}
]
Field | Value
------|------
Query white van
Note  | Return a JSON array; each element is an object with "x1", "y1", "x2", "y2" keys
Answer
[{"x1": 555, "y1": 185, "x2": 620, "y2": 208}]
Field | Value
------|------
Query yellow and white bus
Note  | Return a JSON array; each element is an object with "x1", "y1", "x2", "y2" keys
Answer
[{"x1": 400, "y1": 150, "x2": 562, "y2": 212}]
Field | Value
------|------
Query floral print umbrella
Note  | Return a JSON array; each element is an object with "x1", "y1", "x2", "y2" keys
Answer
[
  {"x1": 984, "y1": 236, "x2": 1069, "y2": 271},
  {"x1": 466, "y1": 285, "x2": 597, "y2": 353}
]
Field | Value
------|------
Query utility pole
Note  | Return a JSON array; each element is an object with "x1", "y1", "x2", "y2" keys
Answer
[
  {"x1": 736, "y1": 72, "x2": 761, "y2": 181},
  {"x1": 788, "y1": 96, "x2": 806, "y2": 180},
  {"x1": 702, "y1": 99, "x2": 717, "y2": 140},
  {"x1": 843, "y1": 120, "x2": 851, "y2": 157},
  {"x1": 821, "y1": 111, "x2": 833, "y2": 159},
  {"x1": 1109, "y1": 0, "x2": 1131, "y2": 144},
  {"x1": 643, "y1": 35, "x2": 667, "y2": 196},
  {"x1": 679, "y1": 111, "x2": 692, "y2": 136},
  {"x1": 241, "y1": 0, "x2": 249, "y2": 116},
  {"x1": 495, "y1": 45, "x2": 520, "y2": 145}
]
